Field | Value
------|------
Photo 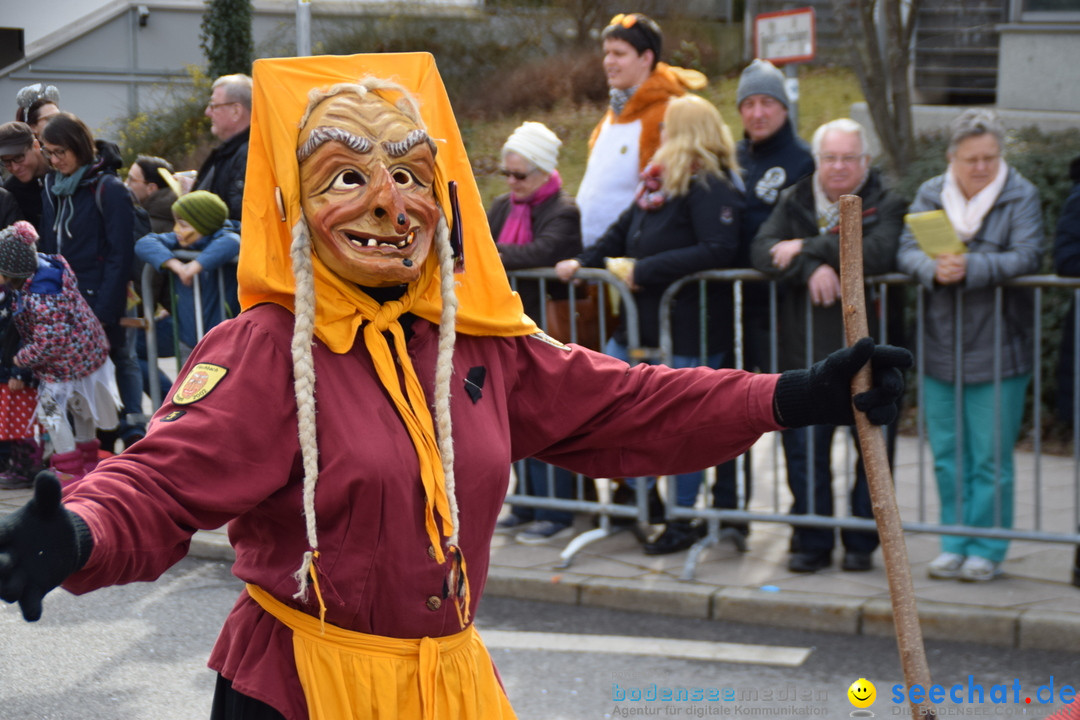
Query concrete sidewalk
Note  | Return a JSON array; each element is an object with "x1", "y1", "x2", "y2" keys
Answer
[
  {"x1": 2, "y1": 436, "x2": 1076, "y2": 652},
  {"x1": 482, "y1": 434, "x2": 1080, "y2": 652}
]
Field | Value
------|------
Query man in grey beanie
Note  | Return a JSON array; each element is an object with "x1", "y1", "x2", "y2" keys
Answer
[{"x1": 711, "y1": 59, "x2": 815, "y2": 544}]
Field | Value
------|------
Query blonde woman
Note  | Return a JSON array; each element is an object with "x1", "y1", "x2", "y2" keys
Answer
[{"x1": 557, "y1": 93, "x2": 746, "y2": 554}]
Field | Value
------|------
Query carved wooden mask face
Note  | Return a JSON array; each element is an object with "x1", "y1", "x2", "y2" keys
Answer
[{"x1": 297, "y1": 90, "x2": 439, "y2": 288}]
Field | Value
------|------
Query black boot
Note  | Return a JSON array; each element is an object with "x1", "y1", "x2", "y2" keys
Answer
[{"x1": 643, "y1": 520, "x2": 705, "y2": 555}]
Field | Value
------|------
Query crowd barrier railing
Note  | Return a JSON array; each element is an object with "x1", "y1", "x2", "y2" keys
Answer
[
  {"x1": 505, "y1": 267, "x2": 1080, "y2": 578},
  {"x1": 140, "y1": 251, "x2": 237, "y2": 408}
]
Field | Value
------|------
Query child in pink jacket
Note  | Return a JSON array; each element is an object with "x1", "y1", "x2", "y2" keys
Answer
[{"x1": 0, "y1": 221, "x2": 119, "y2": 480}]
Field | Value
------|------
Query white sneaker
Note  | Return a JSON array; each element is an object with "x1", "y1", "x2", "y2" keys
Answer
[
  {"x1": 927, "y1": 552, "x2": 966, "y2": 579},
  {"x1": 958, "y1": 555, "x2": 1001, "y2": 582},
  {"x1": 515, "y1": 520, "x2": 573, "y2": 545}
]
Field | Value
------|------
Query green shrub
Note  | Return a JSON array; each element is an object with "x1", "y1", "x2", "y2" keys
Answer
[{"x1": 107, "y1": 66, "x2": 214, "y2": 171}]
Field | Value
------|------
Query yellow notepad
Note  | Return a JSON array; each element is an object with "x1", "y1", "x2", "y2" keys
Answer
[{"x1": 905, "y1": 210, "x2": 967, "y2": 258}]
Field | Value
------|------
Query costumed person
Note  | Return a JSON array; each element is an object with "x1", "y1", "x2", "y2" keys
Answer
[
  {"x1": 0, "y1": 221, "x2": 119, "y2": 481},
  {"x1": 0, "y1": 54, "x2": 910, "y2": 720}
]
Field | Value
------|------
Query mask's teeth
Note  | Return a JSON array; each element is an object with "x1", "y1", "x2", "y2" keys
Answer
[{"x1": 366, "y1": 238, "x2": 378, "y2": 248}]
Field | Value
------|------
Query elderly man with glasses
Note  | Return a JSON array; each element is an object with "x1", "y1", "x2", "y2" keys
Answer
[
  {"x1": 750, "y1": 118, "x2": 908, "y2": 574},
  {"x1": 0, "y1": 122, "x2": 50, "y2": 230},
  {"x1": 189, "y1": 74, "x2": 252, "y2": 223}
]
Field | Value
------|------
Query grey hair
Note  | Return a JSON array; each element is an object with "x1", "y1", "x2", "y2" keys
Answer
[
  {"x1": 212, "y1": 74, "x2": 253, "y2": 110},
  {"x1": 811, "y1": 118, "x2": 869, "y2": 158},
  {"x1": 297, "y1": 126, "x2": 372, "y2": 163},
  {"x1": 947, "y1": 108, "x2": 1005, "y2": 155}
]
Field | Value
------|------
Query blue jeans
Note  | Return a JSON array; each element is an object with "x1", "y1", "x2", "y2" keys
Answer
[
  {"x1": 924, "y1": 375, "x2": 1030, "y2": 563},
  {"x1": 605, "y1": 338, "x2": 725, "y2": 508},
  {"x1": 523, "y1": 458, "x2": 574, "y2": 525},
  {"x1": 106, "y1": 322, "x2": 147, "y2": 440}
]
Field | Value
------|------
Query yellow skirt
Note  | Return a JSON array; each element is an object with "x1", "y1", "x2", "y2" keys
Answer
[{"x1": 246, "y1": 584, "x2": 517, "y2": 720}]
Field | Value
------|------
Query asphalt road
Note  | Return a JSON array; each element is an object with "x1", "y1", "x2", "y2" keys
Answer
[{"x1": 0, "y1": 557, "x2": 1075, "y2": 719}]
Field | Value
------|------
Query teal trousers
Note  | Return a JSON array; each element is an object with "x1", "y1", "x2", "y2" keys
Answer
[{"x1": 923, "y1": 374, "x2": 1030, "y2": 563}]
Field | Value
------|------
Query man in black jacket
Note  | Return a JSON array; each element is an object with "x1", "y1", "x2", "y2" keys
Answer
[
  {"x1": 711, "y1": 60, "x2": 816, "y2": 548},
  {"x1": 192, "y1": 74, "x2": 251, "y2": 223},
  {"x1": 751, "y1": 118, "x2": 907, "y2": 574},
  {"x1": 0, "y1": 122, "x2": 51, "y2": 231}
]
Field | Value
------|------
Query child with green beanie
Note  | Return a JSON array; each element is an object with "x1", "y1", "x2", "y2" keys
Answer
[{"x1": 135, "y1": 190, "x2": 240, "y2": 363}]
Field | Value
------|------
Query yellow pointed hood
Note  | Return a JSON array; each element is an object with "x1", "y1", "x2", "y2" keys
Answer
[{"x1": 239, "y1": 52, "x2": 537, "y2": 351}]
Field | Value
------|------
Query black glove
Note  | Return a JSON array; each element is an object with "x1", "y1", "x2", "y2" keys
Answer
[
  {"x1": 0, "y1": 471, "x2": 93, "y2": 621},
  {"x1": 773, "y1": 337, "x2": 912, "y2": 428}
]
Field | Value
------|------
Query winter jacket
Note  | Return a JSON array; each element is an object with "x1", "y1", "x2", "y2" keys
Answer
[
  {"x1": 736, "y1": 120, "x2": 816, "y2": 260},
  {"x1": 488, "y1": 189, "x2": 582, "y2": 321},
  {"x1": 194, "y1": 128, "x2": 249, "y2": 222},
  {"x1": 0, "y1": 187, "x2": 19, "y2": 229},
  {"x1": 13, "y1": 254, "x2": 109, "y2": 383},
  {"x1": 751, "y1": 169, "x2": 907, "y2": 370},
  {"x1": 141, "y1": 186, "x2": 179, "y2": 234},
  {"x1": 4, "y1": 174, "x2": 43, "y2": 232},
  {"x1": 0, "y1": 287, "x2": 35, "y2": 385},
  {"x1": 135, "y1": 220, "x2": 240, "y2": 348},
  {"x1": 577, "y1": 171, "x2": 744, "y2": 356},
  {"x1": 576, "y1": 63, "x2": 706, "y2": 247},
  {"x1": 39, "y1": 160, "x2": 135, "y2": 328},
  {"x1": 897, "y1": 167, "x2": 1044, "y2": 383}
]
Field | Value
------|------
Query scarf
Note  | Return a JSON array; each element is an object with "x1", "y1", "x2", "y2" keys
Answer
[
  {"x1": 50, "y1": 165, "x2": 89, "y2": 197},
  {"x1": 812, "y1": 169, "x2": 868, "y2": 232},
  {"x1": 634, "y1": 162, "x2": 667, "y2": 211},
  {"x1": 942, "y1": 159, "x2": 1008, "y2": 242},
  {"x1": 496, "y1": 170, "x2": 562, "y2": 246},
  {"x1": 609, "y1": 85, "x2": 637, "y2": 117}
]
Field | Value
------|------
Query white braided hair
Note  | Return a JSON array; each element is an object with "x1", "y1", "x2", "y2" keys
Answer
[{"x1": 290, "y1": 78, "x2": 461, "y2": 598}]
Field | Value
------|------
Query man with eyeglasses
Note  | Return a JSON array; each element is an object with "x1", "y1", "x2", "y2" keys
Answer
[
  {"x1": 750, "y1": 118, "x2": 907, "y2": 575},
  {"x1": 191, "y1": 74, "x2": 252, "y2": 222},
  {"x1": 575, "y1": 12, "x2": 706, "y2": 249},
  {"x1": 0, "y1": 122, "x2": 49, "y2": 230}
]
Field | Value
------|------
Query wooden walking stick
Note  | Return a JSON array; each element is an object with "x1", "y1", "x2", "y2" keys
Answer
[{"x1": 838, "y1": 194, "x2": 936, "y2": 720}]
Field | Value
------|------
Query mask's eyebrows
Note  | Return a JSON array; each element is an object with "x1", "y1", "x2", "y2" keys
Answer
[
  {"x1": 383, "y1": 128, "x2": 436, "y2": 159},
  {"x1": 297, "y1": 126, "x2": 372, "y2": 163}
]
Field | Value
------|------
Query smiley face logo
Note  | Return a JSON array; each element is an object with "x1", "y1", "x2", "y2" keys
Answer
[{"x1": 848, "y1": 678, "x2": 876, "y2": 709}]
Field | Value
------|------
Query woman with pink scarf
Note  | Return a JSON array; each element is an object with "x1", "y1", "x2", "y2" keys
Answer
[{"x1": 488, "y1": 121, "x2": 583, "y2": 544}]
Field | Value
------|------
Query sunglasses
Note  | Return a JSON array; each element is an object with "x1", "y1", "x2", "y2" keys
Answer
[
  {"x1": 498, "y1": 168, "x2": 533, "y2": 181},
  {"x1": 608, "y1": 13, "x2": 659, "y2": 33}
]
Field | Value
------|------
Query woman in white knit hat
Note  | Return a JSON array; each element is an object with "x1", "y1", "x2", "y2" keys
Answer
[{"x1": 488, "y1": 121, "x2": 583, "y2": 543}]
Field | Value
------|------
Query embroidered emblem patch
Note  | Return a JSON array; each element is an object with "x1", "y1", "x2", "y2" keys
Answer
[
  {"x1": 755, "y1": 166, "x2": 788, "y2": 205},
  {"x1": 529, "y1": 331, "x2": 571, "y2": 351},
  {"x1": 172, "y1": 363, "x2": 228, "y2": 405},
  {"x1": 160, "y1": 410, "x2": 187, "y2": 422}
]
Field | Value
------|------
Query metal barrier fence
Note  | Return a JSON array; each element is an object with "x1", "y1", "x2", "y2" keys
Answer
[
  {"x1": 139, "y1": 250, "x2": 237, "y2": 408},
  {"x1": 504, "y1": 267, "x2": 1080, "y2": 579}
]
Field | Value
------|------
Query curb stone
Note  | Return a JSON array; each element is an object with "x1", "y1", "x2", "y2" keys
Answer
[{"x1": 186, "y1": 531, "x2": 1080, "y2": 652}]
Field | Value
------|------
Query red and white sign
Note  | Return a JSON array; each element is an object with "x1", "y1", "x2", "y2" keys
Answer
[{"x1": 754, "y1": 7, "x2": 816, "y2": 65}]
